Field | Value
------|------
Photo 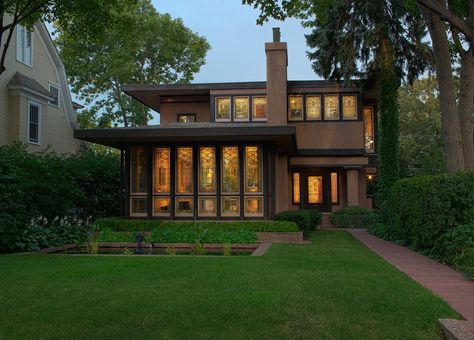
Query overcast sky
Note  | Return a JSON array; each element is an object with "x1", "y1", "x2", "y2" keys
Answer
[{"x1": 152, "y1": 0, "x2": 319, "y2": 83}]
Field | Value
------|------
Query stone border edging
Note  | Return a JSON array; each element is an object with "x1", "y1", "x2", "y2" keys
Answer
[{"x1": 438, "y1": 319, "x2": 474, "y2": 340}]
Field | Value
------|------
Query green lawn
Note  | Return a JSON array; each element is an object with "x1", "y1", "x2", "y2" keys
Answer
[{"x1": 0, "y1": 231, "x2": 458, "y2": 339}]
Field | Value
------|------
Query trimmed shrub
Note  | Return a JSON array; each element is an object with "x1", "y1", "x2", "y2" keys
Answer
[
  {"x1": 329, "y1": 207, "x2": 377, "y2": 228},
  {"x1": 93, "y1": 218, "x2": 299, "y2": 233},
  {"x1": 275, "y1": 209, "x2": 322, "y2": 236}
]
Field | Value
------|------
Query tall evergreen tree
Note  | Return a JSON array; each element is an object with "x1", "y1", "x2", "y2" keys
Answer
[{"x1": 244, "y1": 0, "x2": 431, "y2": 207}]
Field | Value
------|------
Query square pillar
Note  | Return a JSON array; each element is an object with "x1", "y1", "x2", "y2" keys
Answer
[{"x1": 346, "y1": 170, "x2": 360, "y2": 207}]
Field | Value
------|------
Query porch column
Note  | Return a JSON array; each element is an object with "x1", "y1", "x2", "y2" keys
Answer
[{"x1": 346, "y1": 170, "x2": 359, "y2": 207}]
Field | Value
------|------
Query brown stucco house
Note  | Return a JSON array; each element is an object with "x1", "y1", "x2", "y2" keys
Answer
[
  {"x1": 74, "y1": 29, "x2": 377, "y2": 220},
  {"x1": 0, "y1": 17, "x2": 81, "y2": 153}
]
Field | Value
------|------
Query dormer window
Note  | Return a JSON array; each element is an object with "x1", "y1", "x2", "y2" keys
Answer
[
  {"x1": 234, "y1": 96, "x2": 249, "y2": 121},
  {"x1": 306, "y1": 96, "x2": 321, "y2": 120},
  {"x1": 16, "y1": 25, "x2": 32, "y2": 66},
  {"x1": 342, "y1": 95, "x2": 357, "y2": 120},
  {"x1": 215, "y1": 97, "x2": 231, "y2": 121},
  {"x1": 177, "y1": 113, "x2": 196, "y2": 123},
  {"x1": 288, "y1": 95, "x2": 303, "y2": 121},
  {"x1": 324, "y1": 95, "x2": 339, "y2": 120}
]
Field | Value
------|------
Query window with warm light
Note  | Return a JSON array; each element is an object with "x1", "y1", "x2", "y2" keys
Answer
[
  {"x1": 331, "y1": 172, "x2": 338, "y2": 204},
  {"x1": 293, "y1": 173, "x2": 300, "y2": 204},
  {"x1": 154, "y1": 148, "x2": 170, "y2": 194},
  {"x1": 244, "y1": 197, "x2": 263, "y2": 216},
  {"x1": 199, "y1": 147, "x2": 216, "y2": 193},
  {"x1": 177, "y1": 114, "x2": 195, "y2": 123},
  {"x1": 130, "y1": 197, "x2": 147, "y2": 216},
  {"x1": 306, "y1": 96, "x2": 321, "y2": 120},
  {"x1": 131, "y1": 147, "x2": 148, "y2": 193},
  {"x1": 308, "y1": 176, "x2": 323, "y2": 204},
  {"x1": 244, "y1": 146, "x2": 262, "y2": 193},
  {"x1": 324, "y1": 95, "x2": 339, "y2": 120},
  {"x1": 198, "y1": 197, "x2": 217, "y2": 216},
  {"x1": 215, "y1": 97, "x2": 231, "y2": 121},
  {"x1": 153, "y1": 197, "x2": 170, "y2": 216},
  {"x1": 234, "y1": 97, "x2": 249, "y2": 121},
  {"x1": 221, "y1": 146, "x2": 239, "y2": 194},
  {"x1": 176, "y1": 147, "x2": 193, "y2": 194},
  {"x1": 343, "y1": 95, "x2": 357, "y2": 120},
  {"x1": 252, "y1": 97, "x2": 267, "y2": 120},
  {"x1": 364, "y1": 107, "x2": 375, "y2": 153},
  {"x1": 288, "y1": 95, "x2": 303, "y2": 120},
  {"x1": 221, "y1": 196, "x2": 240, "y2": 216},
  {"x1": 175, "y1": 197, "x2": 193, "y2": 216}
]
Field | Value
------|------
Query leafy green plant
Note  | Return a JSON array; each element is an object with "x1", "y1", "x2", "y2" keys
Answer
[
  {"x1": 329, "y1": 207, "x2": 377, "y2": 228},
  {"x1": 193, "y1": 244, "x2": 206, "y2": 256},
  {"x1": 123, "y1": 247, "x2": 132, "y2": 255},
  {"x1": 165, "y1": 247, "x2": 176, "y2": 256},
  {"x1": 275, "y1": 209, "x2": 322, "y2": 236},
  {"x1": 222, "y1": 243, "x2": 232, "y2": 256}
]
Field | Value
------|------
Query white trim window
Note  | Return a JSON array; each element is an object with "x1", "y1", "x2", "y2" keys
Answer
[
  {"x1": 16, "y1": 25, "x2": 32, "y2": 66},
  {"x1": 48, "y1": 83, "x2": 60, "y2": 107},
  {"x1": 27, "y1": 100, "x2": 41, "y2": 144}
]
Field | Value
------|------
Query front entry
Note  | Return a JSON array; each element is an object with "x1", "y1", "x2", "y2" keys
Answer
[{"x1": 292, "y1": 169, "x2": 339, "y2": 212}]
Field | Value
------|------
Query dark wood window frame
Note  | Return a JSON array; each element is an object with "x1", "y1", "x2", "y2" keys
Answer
[
  {"x1": 177, "y1": 113, "x2": 196, "y2": 123},
  {"x1": 211, "y1": 94, "x2": 268, "y2": 123}
]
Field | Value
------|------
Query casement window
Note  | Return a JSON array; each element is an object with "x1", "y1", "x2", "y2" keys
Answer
[
  {"x1": 331, "y1": 172, "x2": 339, "y2": 204},
  {"x1": 153, "y1": 147, "x2": 170, "y2": 216},
  {"x1": 215, "y1": 97, "x2": 231, "y2": 121},
  {"x1": 221, "y1": 196, "x2": 240, "y2": 217},
  {"x1": 198, "y1": 197, "x2": 217, "y2": 216},
  {"x1": 176, "y1": 147, "x2": 193, "y2": 194},
  {"x1": 244, "y1": 197, "x2": 263, "y2": 216},
  {"x1": 177, "y1": 113, "x2": 196, "y2": 123},
  {"x1": 199, "y1": 147, "x2": 216, "y2": 193},
  {"x1": 234, "y1": 96, "x2": 249, "y2": 121},
  {"x1": 288, "y1": 95, "x2": 304, "y2": 120},
  {"x1": 293, "y1": 172, "x2": 300, "y2": 204},
  {"x1": 244, "y1": 145, "x2": 263, "y2": 217},
  {"x1": 130, "y1": 147, "x2": 148, "y2": 216},
  {"x1": 175, "y1": 197, "x2": 193, "y2": 216},
  {"x1": 16, "y1": 25, "x2": 32, "y2": 66},
  {"x1": 306, "y1": 95, "x2": 321, "y2": 120},
  {"x1": 342, "y1": 95, "x2": 357, "y2": 120},
  {"x1": 27, "y1": 100, "x2": 40, "y2": 144},
  {"x1": 252, "y1": 97, "x2": 267, "y2": 120},
  {"x1": 48, "y1": 83, "x2": 60, "y2": 107},
  {"x1": 221, "y1": 146, "x2": 239, "y2": 194},
  {"x1": 324, "y1": 95, "x2": 339, "y2": 120},
  {"x1": 363, "y1": 107, "x2": 375, "y2": 153}
]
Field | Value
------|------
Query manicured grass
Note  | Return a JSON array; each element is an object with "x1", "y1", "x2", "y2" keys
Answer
[{"x1": 0, "y1": 231, "x2": 458, "y2": 339}]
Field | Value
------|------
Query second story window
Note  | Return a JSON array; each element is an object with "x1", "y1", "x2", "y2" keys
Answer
[
  {"x1": 252, "y1": 97, "x2": 267, "y2": 120},
  {"x1": 364, "y1": 107, "x2": 375, "y2": 153},
  {"x1": 48, "y1": 83, "x2": 60, "y2": 107},
  {"x1": 343, "y1": 95, "x2": 357, "y2": 120},
  {"x1": 306, "y1": 96, "x2": 321, "y2": 120},
  {"x1": 16, "y1": 25, "x2": 32, "y2": 66},
  {"x1": 215, "y1": 97, "x2": 231, "y2": 121},
  {"x1": 177, "y1": 113, "x2": 196, "y2": 123},
  {"x1": 324, "y1": 95, "x2": 339, "y2": 120},
  {"x1": 234, "y1": 96, "x2": 249, "y2": 121},
  {"x1": 288, "y1": 95, "x2": 303, "y2": 120}
]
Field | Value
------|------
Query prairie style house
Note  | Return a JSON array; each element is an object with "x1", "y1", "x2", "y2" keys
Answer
[
  {"x1": 75, "y1": 29, "x2": 377, "y2": 220},
  {"x1": 0, "y1": 17, "x2": 81, "y2": 153}
]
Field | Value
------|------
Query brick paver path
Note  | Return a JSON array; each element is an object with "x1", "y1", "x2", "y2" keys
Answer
[{"x1": 347, "y1": 229, "x2": 474, "y2": 321}]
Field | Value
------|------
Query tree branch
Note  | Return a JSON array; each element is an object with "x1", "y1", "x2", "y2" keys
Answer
[
  {"x1": 417, "y1": 0, "x2": 474, "y2": 45},
  {"x1": 0, "y1": 6, "x2": 19, "y2": 76}
]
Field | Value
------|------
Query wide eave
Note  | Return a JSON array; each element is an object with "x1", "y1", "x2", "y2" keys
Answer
[{"x1": 74, "y1": 123, "x2": 296, "y2": 152}]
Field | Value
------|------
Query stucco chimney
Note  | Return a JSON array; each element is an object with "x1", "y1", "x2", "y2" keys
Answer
[{"x1": 266, "y1": 27, "x2": 287, "y2": 125}]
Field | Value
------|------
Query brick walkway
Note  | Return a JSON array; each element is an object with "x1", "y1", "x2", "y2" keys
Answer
[{"x1": 347, "y1": 229, "x2": 474, "y2": 321}]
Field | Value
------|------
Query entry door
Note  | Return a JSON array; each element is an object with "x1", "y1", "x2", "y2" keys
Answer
[{"x1": 301, "y1": 173, "x2": 331, "y2": 212}]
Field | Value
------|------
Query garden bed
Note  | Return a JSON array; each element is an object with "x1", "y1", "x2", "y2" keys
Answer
[{"x1": 38, "y1": 242, "x2": 265, "y2": 256}]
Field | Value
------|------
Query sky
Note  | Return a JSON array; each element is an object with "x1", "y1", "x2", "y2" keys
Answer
[{"x1": 152, "y1": 0, "x2": 318, "y2": 83}]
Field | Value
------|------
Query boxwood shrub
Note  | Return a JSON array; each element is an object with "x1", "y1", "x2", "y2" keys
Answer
[
  {"x1": 274, "y1": 209, "x2": 322, "y2": 236},
  {"x1": 329, "y1": 207, "x2": 377, "y2": 228},
  {"x1": 93, "y1": 218, "x2": 298, "y2": 233}
]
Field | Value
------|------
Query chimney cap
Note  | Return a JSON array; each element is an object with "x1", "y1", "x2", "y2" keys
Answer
[{"x1": 272, "y1": 27, "x2": 281, "y2": 42}]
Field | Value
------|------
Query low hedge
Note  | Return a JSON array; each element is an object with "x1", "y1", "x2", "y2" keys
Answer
[
  {"x1": 274, "y1": 209, "x2": 322, "y2": 236},
  {"x1": 98, "y1": 227, "x2": 257, "y2": 244},
  {"x1": 93, "y1": 218, "x2": 299, "y2": 233},
  {"x1": 329, "y1": 207, "x2": 377, "y2": 228}
]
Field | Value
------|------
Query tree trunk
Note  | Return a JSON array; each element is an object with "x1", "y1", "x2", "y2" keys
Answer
[
  {"x1": 458, "y1": 50, "x2": 474, "y2": 171},
  {"x1": 420, "y1": 7, "x2": 465, "y2": 173}
]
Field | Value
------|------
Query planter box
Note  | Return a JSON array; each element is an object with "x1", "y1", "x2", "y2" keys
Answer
[{"x1": 256, "y1": 232, "x2": 303, "y2": 244}]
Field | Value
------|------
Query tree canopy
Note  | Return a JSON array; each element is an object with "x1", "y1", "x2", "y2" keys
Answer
[
  {"x1": 0, "y1": 0, "x2": 125, "y2": 75},
  {"x1": 55, "y1": 0, "x2": 210, "y2": 127}
]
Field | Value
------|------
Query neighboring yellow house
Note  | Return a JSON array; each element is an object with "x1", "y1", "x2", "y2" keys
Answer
[{"x1": 0, "y1": 18, "x2": 81, "y2": 154}]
